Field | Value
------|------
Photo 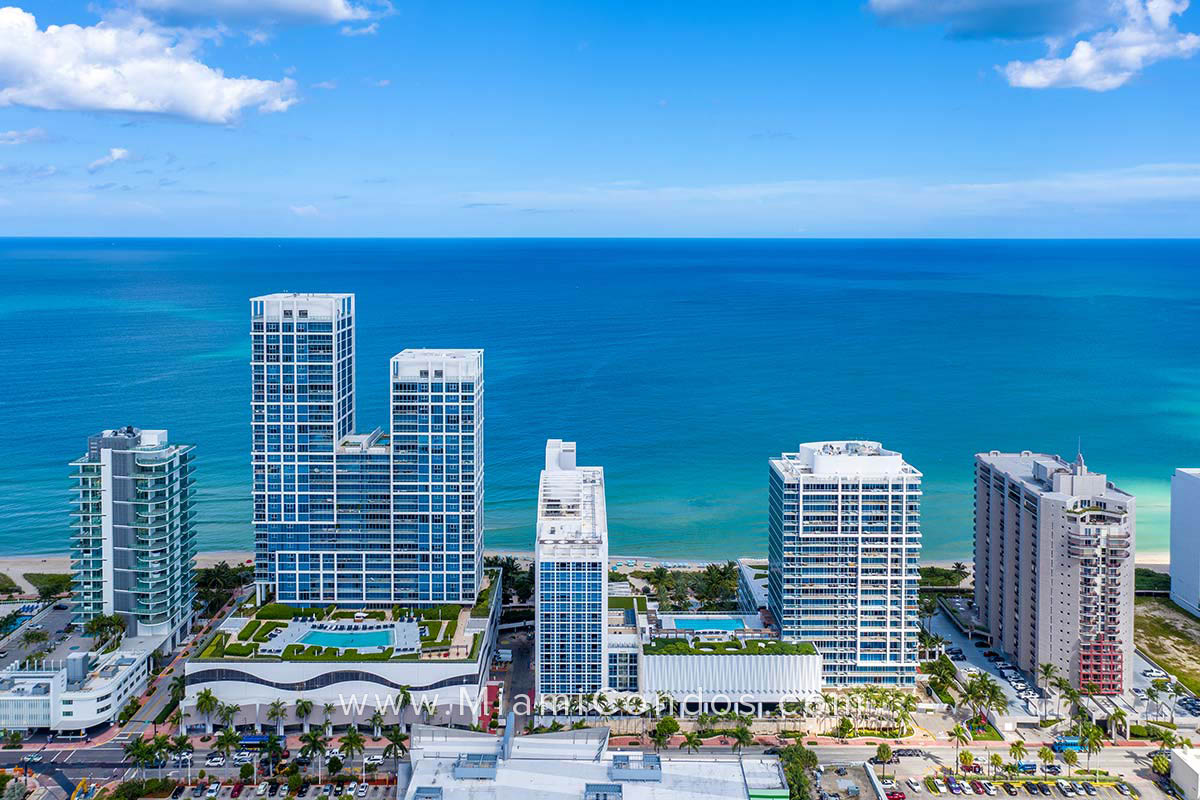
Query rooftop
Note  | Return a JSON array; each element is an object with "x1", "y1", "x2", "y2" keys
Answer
[
  {"x1": 772, "y1": 440, "x2": 920, "y2": 480},
  {"x1": 391, "y1": 349, "x2": 484, "y2": 379},
  {"x1": 977, "y1": 450, "x2": 1132, "y2": 502},
  {"x1": 537, "y1": 440, "x2": 607, "y2": 554}
]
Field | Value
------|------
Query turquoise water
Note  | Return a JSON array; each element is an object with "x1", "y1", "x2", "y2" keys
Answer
[
  {"x1": 1, "y1": 238, "x2": 1197, "y2": 561},
  {"x1": 669, "y1": 617, "x2": 747, "y2": 631},
  {"x1": 300, "y1": 629, "x2": 392, "y2": 649}
]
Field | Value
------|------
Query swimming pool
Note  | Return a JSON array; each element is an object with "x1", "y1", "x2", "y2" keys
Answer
[
  {"x1": 299, "y1": 629, "x2": 393, "y2": 649},
  {"x1": 667, "y1": 616, "x2": 746, "y2": 631}
]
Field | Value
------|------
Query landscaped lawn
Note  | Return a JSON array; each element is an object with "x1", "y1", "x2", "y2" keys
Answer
[{"x1": 1134, "y1": 596, "x2": 1200, "y2": 695}]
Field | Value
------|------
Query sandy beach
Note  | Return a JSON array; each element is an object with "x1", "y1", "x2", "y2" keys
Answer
[{"x1": 0, "y1": 547, "x2": 1172, "y2": 596}]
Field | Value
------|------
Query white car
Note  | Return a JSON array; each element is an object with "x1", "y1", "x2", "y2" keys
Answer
[
  {"x1": 205, "y1": 755, "x2": 226, "y2": 767},
  {"x1": 206, "y1": 785, "x2": 221, "y2": 799},
  {"x1": 907, "y1": 778, "x2": 923, "y2": 794},
  {"x1": 357, "y1": 786, "x2": 367, "y2": 798},
  {"x1": 982, "y1": 782, "x2": 996, "y2": 796},
  {"x1": 364, "y1": 755, "x2": 383, "y2": 766},
  {"x1": 932, "y1": 779, "x2": 947, "y2": 795},
  {"x1": 256, "y1": 783, "x2": 269, "y2": 797},
  {"x1": 881, "y1": 780, "x2": 898, "y2": 791},
  {"x1": 347, "y1": 783, "x2": 358, "y2": 796}
]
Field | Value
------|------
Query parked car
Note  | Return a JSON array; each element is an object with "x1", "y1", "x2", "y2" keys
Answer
[
  {"x1": 982, "y1": 782, "x2": 997, "y2": 796},
  {"x1": 1114, "y1": 785, "x2": 1130, "y2": 796},
  {"x1": 1043, "y1": 766, "x2": 1062, "y2": 776},
  {"x1": 1037, "y1": 784, "x2": 1052, "y2": 796},
  {"x1": 191, "y1": 785, "x2": 206, "y2": 799},
  {"x1": 933, "y1": 779, "x2": 948, "y2": 794},
  {"x1": 881, "y1": 780, "x2": 899, "y2": 791},
  {"x1": 1079, "y1": 784, "x2": 1096, "y2": 796},
  {"x1": 887, "y1": 792, "x2": 906, "y2": 800},
  {"x1": 268, "y1": 785, "x2": 281, "y2": 797},
  {"x1": 206, "y1": 755, "x2": 226, "y2": 767},
  {"x1": 364, "y1": 755, "x2": 383, "y2": 766},
  {"x1": 907, "y1": 778, "x2": 923, "y2": 794},
  {"x1": 257, "y1": 783, "x2": 269, "y2": 797},
  {"x1": 206, "y1": 785, "x2": 221, "y2": 799},
  {"x1": 1002, "y1": 784, "x2": 1019, "y2": 796},
  {"x1": 232, "y1": 783, "x2": 245, "y2": 798},
  {"x1": 963, "y1": 765, "x2": 982, "y2": 774},
  {"x1": 171, "y1": 787, "x2": 186, "y2": 799},
  {"x1": 357, "y1": 785, "x2": 367, "y2": 798},
  {"x1": 1023, "y1": 784, "x2": 1039, "y2": 796},
  {"x1": 969, "y1": 781, "x2": 984, "y2": 795}
]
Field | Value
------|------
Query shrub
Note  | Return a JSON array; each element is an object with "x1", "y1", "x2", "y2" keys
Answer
[
  {"x1": 256, "y1": 603, "x2": 297, "y2": 620},
  {"x1": 225, "y1": 643, "x2": 257, "y2": 657},
  {"x1": 239, "y1": 620, "x2": 261, "y2": 640}
]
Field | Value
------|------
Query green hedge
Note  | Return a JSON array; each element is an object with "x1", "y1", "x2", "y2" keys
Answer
[
  {"x1": 239, "y1": 620, "x2": 261, "y2": 640},
  {"x1": 225, "y1": 642, "x2": 258, "y2": 657},
  {"x1": 256, "y1": 603, "x2": 297, "y2": 620},
  {"x1": 201, "y1": 632, "x2": 228, "y2": 658},
  {"x1": 644, "y1": 638, "x2": 817, "y2": 656},
  {"x1": 253, "y1": 621, "x2": 286, "y2": 642}
]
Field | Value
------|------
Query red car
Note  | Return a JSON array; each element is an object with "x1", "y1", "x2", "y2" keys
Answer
[
  {"x1": 964, "y1": 765, "x2": 983, "y2": 774},
  {"x1": 970, "y1": 781, "x2": 985, "y2": 795},
  {"x1": 232, "y1": 784, "x2": 244, "y2": 798},
  {"x1": 887, "y1": 792, "x2": 906, "y2": 800}
]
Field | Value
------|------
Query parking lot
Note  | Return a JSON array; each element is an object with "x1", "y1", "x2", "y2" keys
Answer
[
  {"x1": 819, "y1": 762, "x2": 880, "y2": 800},
  {"x1": 930, "y1": 606, "x2": 1041, "y2": 720}
]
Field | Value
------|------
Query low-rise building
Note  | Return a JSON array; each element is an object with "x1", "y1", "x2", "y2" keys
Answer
[
  {"x1": 1170, "y1": 747, "x2": 1200, "y2": 800},
  {"x1": 0, "y1": 637, "x2": 159, "y2": 734},
  {"x1": 183, "y1": 570, "x2": 502, "y2": 728},
  {"x1": 405, "y1": 719, "x2": 788, "y2": 800}
]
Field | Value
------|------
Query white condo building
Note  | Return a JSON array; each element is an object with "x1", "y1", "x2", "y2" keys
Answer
[
  {"x1": 974, "y1": 451, "x2": 1134, "y2": 694},
  {"x1": 251, "y1": 292, "x2": 484, "y2": 607},
  {"x1": 767, "y1": 441, "x2": 921, "y2": 686},
  {"x1": 1171, "y1": 469, "x2": 1200, "y2": 617},
  {"x1": 70, "y1": 427, "x2": 196, "y2": 648},
  {"x1": 535, "y1": 440, "x2": 608, "y2": 697}
]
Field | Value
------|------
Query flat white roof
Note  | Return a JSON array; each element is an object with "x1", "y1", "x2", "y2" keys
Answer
[
  {"x1": 537, "y1": 441, "x2": 607, "y2": 557},
  {"x1": 772, "y1": 440, "x2": 920, "y2": 480},
  {"x1": 406, "y1": 754, "x2": 778, "y2": 800},
  {"x1": 391, "y1": 349, "x2": 483, "y2": 379}
]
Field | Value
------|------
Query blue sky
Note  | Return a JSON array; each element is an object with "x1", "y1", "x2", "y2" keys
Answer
[{"x1": 0, "y1": 0, "x2": 1198, "y2": 236}]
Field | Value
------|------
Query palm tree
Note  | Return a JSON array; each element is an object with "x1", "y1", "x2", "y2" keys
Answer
[
  {"x1": 295, "y1": 698, "x2": 314, "y2": 734},
  {"x1": 169, "y1": 674, "x2": 188, "y2": 707},
  {"x1": 394, "y1": 686, "x2": 413, "y2": 730},
  {"x1": 730, "y1": 725, "x2": 753, "y2": 754},
  {"x1": 197, "y1": 688, "x2": 219, "y2": 735},
  {"x1": 649, "y1": 727, "x2": 670, "y2": 752},
  {"x1": 218, "y1": 702, "x2": 241, "y2": 731},
  {"x1": 339, "y1": 726, "x2": 366, "y2": 776},
  {"x1": 151, "y1": 733, "x2": 171, "y2": 778},
  {"x1": 960, "y1": 751, "x2": 975, "y2": 776},
  {"x1": 1009, "y1": 740, "x2": 1027, "y2": 765},
  {"x1": 950, "y1": 562, "x2": 968, "y2": 584},
  {"x1": 300, "y1": 730, "x2": 328, "y2": 783},
  {"x1": 169, "y1": 709, "x2": 185, "y2": 738},
  {"x1": 875, "y1": 744, "x2": 893, "y2": 779},
  {"x1": 989, "y1": 753, "x2": 1003, "y2": 778},
  {"x1": 216, "y1": 727, "x2": 242, "y2": 762},
  {"x1": 1164, "y1": 683, "x2": 1180, "y2": 726},
  {"x1": 1037, "y1": 664, "x2": 1059, "y2": 722},
  {"x1": 1038, "y1": 746, "x2": 1055, "y2": 775},
  {"x1": 369, "y1": 709, "x2": 385, "y2": 739},
  {"x1": 264, "y1": 733, "x2": 284, "y2": 775},
  {"x1": 383, "y1": 726, "x2": 409, "y2": 780},
  {"x1": 1145, "y1": 685, "x2": 1160, "y2": 723},
  {"x1": 268, "y1": 699, "x2": 288, "y2": 737},
  {"x1": 949, "y1": 724, "x2": 971, "y2": 776},
  {"x1": 123, "y1": 737, "x2": 153, "y2": 780},
  {"x1": 1108, "y1": 708, "x2": 1128, "y2": 743},
  {"x1": 679, "y1": 731, "x2": 703, "y2": 754},
  {"x1": 171, "y1": 734, "x2": 194, "y2": 783},
  {"x1": 1061, "y1": 748, "x2": 1078, "y2": 778},
  {"x1": 323, "y1": 702, "x2": 337, "y2": 736},
  {"x1": 1082, "y1": 724, "x2": 1104, "y2": 773}
]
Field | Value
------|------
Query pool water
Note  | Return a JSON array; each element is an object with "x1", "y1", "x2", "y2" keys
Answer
[
  {"x1": 299, "y1": 629, "x2": 392, "y2": 649},
  {"x1": 669, "y1": 617, "x2": 745, "y2": 631}
]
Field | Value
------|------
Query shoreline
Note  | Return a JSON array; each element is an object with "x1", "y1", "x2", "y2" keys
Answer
[{"x1": 0, "y1": 548, "x2": 1172, "y2": 593}]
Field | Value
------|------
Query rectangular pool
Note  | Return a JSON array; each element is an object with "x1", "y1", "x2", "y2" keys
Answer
[
  {"x1": 299, "y1": 629, "x2": 393, "y2": 649},
  {"x1": 667, "y1": 616, "x2": 746, "y2": 631}
]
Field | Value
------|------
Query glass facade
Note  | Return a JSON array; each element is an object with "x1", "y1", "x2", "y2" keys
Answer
[
  {"x1": 768, "y1": 443, "x2": 921, "y2": 687},
  {"x1": 537, "y1": 560, "x2": 605, "y2": 695}
]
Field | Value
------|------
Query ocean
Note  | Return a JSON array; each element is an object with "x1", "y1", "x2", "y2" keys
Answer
[{"x1": 1, "y1": 238, "x2": 1196, "y2": 561}]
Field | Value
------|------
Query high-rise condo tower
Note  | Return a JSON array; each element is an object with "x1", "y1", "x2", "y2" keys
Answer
[
  {"x1": 70, "y1": 427, "x2": 196, "y2": 648},
  {"x1": 767, "y1": 441, "x2": 921, "y2": 686},
  {"x1": 974, "y1": 451, "x2": 1134, "y2": 694}
]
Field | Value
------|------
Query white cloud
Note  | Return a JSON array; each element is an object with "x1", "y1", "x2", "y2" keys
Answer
[
  {"x1": 311, "y1": 80, "x2": 337, "y2": 90},
  {"x1": 289, "y1": 204, "x2": 319, "y2": 216},
  {"x1": 340, "y1": 22, "x2": 377, "y2": 35},
  {"x1": 88, "y1": 147, "x2": 130, "y2": 173},
  {"x1": 1003, "y1": 0, "x2": 1200, "y2": 90},
  {"x1": 0, "y1": 8, "x2": 298, "y2": 124},
  {"x1": 133, "y1": 0, "x2": 370, "y2": 23},
  {"x1": 0, "y1": 127, "x2": 46, "y2": 145}
]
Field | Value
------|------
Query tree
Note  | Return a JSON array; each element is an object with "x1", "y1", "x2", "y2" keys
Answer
[
  {"x1": 169, "y1": 675, "x2": 188, "y2": 706},
  {"x1": 323, "y1": 702, "x2": 337, "y2": 736},
  {"x1": 151, "y1": 733, "x2": 171, "y2": 778},
  {"x1": 369, "y1": 709, "x2": 385, "y2": 739},
  {"x1": 680, "y1": 731, "x2": 703, "y2": 753},
  {"x1": 1152, "y1": 753, "x2": 1172, "y2": 777},
  {"x1": 216, "y1": 727, "x2": 242, "y2": 761},
  {"x1": 1061, "y1": 749, "x2": 1078, "y2": 777},
  {"x1": 731, "y1": 725, "x2": 754, "y2": 754},
  {"x1": 383, "y1": 726, "x2": 409, "y2": 779},
  {"x1": 1081, "y1": 724, "x2": 1104, "y2": 773},
  {"x1": 196, "y1": 689, "x2": 219, "y2": 735},
  {"x1": 268, "y1": 699, "x2": 288, "y2": 737},
  {"x1": 949, "y1": 724, "x2": 971, "y2": 774},
  {"x1": 1009, "y1": 741, "x2": 1027, "y2": 765},
  {"x1": 989, "y1": 753, "x2": 1003, "y2": 778},
  {"x1": 295, "y1": 699, "x2": 314, "y2": 734},
  {"x1": 218, "y1": 702, "x2": 241, "y2": 731},
  {"x1": 649, "y1": 727, "x2": 670, "y2": 752},
  {"x1": 1038, "y1": 746, "x2": 1055, "y2": 774},
  {"x1": 123, "y1": 737, "x2": 153, "y2": 780},
  {"x1": 299, "y1": 730, "x2": 328, "y2": 783},
  {"x1": 171, "y1": 734, "x2": 194, "y2": 784},
  {"x1": 1108, "y1": 708, "x2": 1128, "y2": 743},
  {"x1": 834, "y1": 717, "x2": 853, "y2": 741},
  {"x1": 240, "y1": 763, "x2": 254, "y2": 782},
  {"x1": 1038, "y1": 664, "x2": 1059, "y2": 722},
  {"x1": 875, "y1": 744, "x2": 893, "y2": 779},
  {"x1": 339, "y1": 726, "x2": 366, "y2": 776},
  {"x1": 21, "y1": 629, "x2": 48, "y2": 648},
  {"x1": 951, "y1": 562, "x2": 968, "y2": 584},
  {"x1": 960, "y1": 751, "x2": 975, "y2": 776}
]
